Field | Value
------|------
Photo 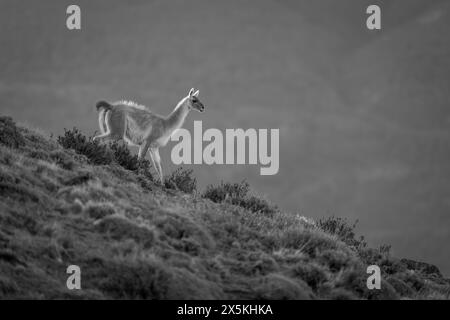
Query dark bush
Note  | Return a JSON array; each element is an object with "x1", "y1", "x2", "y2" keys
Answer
[
  {"x1": 57, "y1": 128, "x2": 113, "y2": 165},
  {"x1": 109, "y1": 141, "x2": 140, "y2": 171},
  {"x1": 57, "y1": 128, "x2": 153, "y2": 182},
  {"x1": 379, "y1": 244, "x2": 392, "y2": 256},
  {"x1": 317, "y1": 216, "x2": 367, "y2": 250},
  {"x1": 203, "y1": 180, "x2": 250, "y2": 203},
  {"x1": 165, "y1": 167, "x2": 197, "y2": 193},
  {"x1": 202, "y1": 180, "x2": 276, "y2": 215},
  {"x1": 109, "y1": 140, "x2": 154, "y2": 182},
  {"x1": 137, "y1": 163, "x2": 154, "y2": 183},
  {"x1": 237, "y1": 196, "x2": 278, "y2": 216},
  {"x1": 0, "y1": 117, "x2": 25, "y2": 148}
]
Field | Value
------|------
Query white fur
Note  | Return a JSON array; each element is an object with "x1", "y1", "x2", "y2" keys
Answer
[{"x1": 93, "y1": 88, "x2": 204, "y2": 184}]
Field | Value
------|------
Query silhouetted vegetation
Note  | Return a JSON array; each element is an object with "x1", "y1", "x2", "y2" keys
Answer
[
  {"x1": 238, "y1": 195, "x2": 278, "y2": 216},
  {"x1": 318, "y1": 216, "x2": 367, "y2": 250},
  {"x1": 57, "y1": 128, "x2": 113, "y2": 165},
  {"x1": 164, "y1": 167, "x2": 197, "y2": 194},
  {"x1": 203, "y1": 180, "x2": 278, "y2": 215},
  {"x1": 0, "y1": 117, "x2": 25, "y2": 148},
  {"x1": 109, "y1": 141, "x2": 141, "y2": 171},
  {"x1": 203, "y1": 180, "x2": 250, "y2": 203},
  {"x1": 57, "y1": 128, "x2": 153, "y2": 183}
]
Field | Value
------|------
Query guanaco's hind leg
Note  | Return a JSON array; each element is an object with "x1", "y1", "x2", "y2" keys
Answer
[
  {"x1": 94, "y1": 109, "x2": 125, "y2": 143},
  {"x1": 93, "y1": 132, "x2": 111, "y2": 142}
]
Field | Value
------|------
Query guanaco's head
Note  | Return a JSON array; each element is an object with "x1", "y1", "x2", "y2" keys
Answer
[{"x1": 186, "y1": 88, "x2": 205, "y2": 113}]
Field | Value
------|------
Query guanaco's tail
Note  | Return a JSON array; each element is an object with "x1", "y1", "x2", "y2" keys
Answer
[
  {"x1": 96, "y1": 101, "x2": 113, "y2": 134},
  {"x1": 96, "y1": 100, "x2": 113, "y2": 112}
]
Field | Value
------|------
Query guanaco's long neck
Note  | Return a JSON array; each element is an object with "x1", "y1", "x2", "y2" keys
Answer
[{"x1": 164, "y1": 100, "x2": 190, "y2": 132}]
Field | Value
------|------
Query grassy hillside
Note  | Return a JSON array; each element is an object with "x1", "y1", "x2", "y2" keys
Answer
[
  {"x1": 1, "y1": 0, "x2": 450, "y2": 276},
  {"x1": 0, "y1": 116, "x2": 449, "y2": 299}
]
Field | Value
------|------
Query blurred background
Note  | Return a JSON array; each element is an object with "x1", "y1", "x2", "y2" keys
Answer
[{"x1": 0, "y1": 0, "x2": 449, "y2": 275}]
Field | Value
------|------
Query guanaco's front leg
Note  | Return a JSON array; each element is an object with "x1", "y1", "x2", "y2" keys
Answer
[{"x1": 150, "y1": 147, "x2": 163, "y2": 184}]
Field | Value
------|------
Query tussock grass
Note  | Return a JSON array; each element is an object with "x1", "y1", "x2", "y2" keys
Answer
[
  {"x1": 317, "y1": 216, "x2": 367, "y2": 250},
  {"x1": 203, "y1": 180, "x2": 278, "y2": 216}
]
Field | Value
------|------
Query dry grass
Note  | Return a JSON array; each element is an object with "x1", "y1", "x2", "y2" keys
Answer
[{"x1": 0, "y1": 116, "x2": 449, "y2": 299}]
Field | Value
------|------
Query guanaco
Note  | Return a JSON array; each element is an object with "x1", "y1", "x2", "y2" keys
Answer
[{"x1": 93, "y1": 88, "x2": 205, "y2": 183}]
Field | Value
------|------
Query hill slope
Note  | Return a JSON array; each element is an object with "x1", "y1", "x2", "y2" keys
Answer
[
  {"x1": 2, "y1": 0, "x2": 450, "y2": 276},
  {"x1": 0, "y1": 116, "x2": 449, "y2": 299}
]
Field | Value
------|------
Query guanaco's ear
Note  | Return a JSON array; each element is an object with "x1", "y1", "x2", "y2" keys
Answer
[
  {"x1": 188, "y1": 88, "x2": 195, "y2": 96},
  {"x1": 193, "y1": 90, "x2": 199, "y2": 97}
]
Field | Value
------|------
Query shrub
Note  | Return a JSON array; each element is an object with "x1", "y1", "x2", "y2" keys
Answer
[
  {"x1": 0, "y1": 117, "x2": 25, "y2": 148},
  {"x1": 203, "y1": 180, "x2": 250, "y2": 203},
  {"x1": 317, "y1": 216, "x2": 367, "y2": 250},
  {"x1": 109, "y1": 140, "x2": 154, "y2": 182},
  {"x1": 379, "y1": 244, "x2": 392, "y2": 256},
  {"x1": 400, "y1": 258, "x2": 443, "y2": 278},
  {"x1": 203, "y1": 180, "x2": 277, "y2": 215},
  {"x1": 164, "y1": 167, "x2": 197, "y2": 194},
  {"x1": 109, "y1": 141, "x2": 140, "y2": 171},
  {"x1": 57, "y1": 128, "x2": 153, "y2": 181},
  {"x1": 57, "y1": 128, "x2": 113, "y2": 165},
  {"x1": 237, "y1": 196, "x2": 278, "y2": 216}
]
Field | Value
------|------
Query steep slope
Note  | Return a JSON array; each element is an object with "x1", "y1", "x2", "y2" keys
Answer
[
  {"x1": 1, "y1": 0, "x2": 449, "y2": 290},
  {"x1": 0, "y1": 116, "x2": 448, "y2": 299}
]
